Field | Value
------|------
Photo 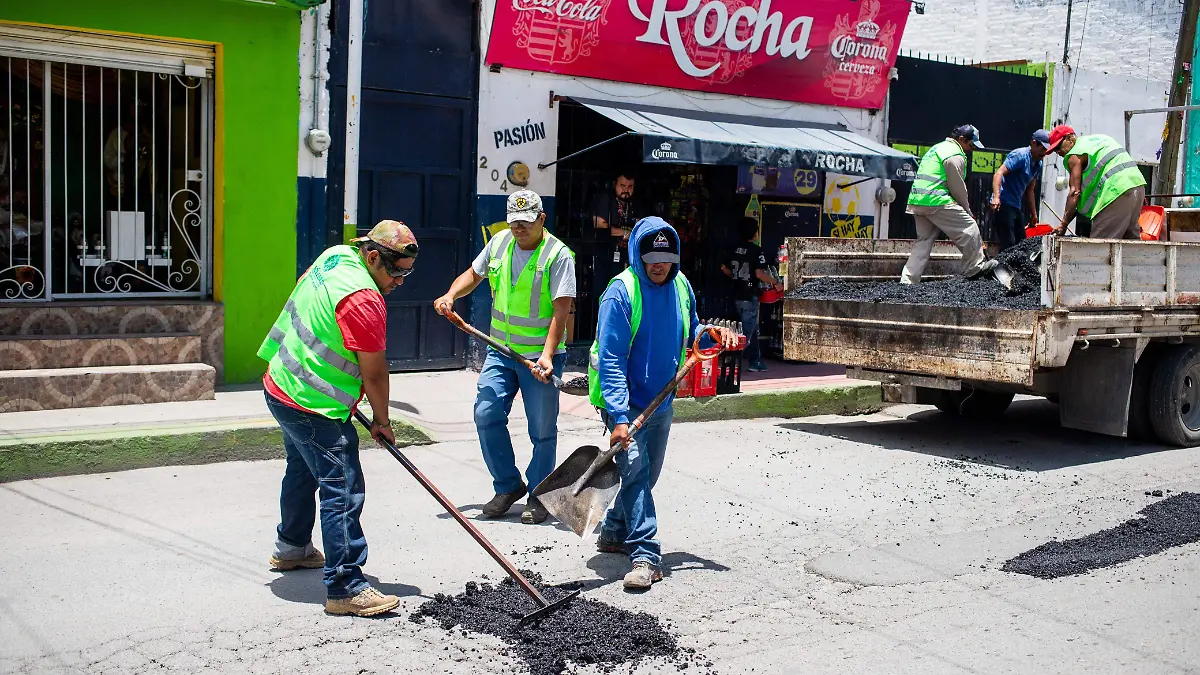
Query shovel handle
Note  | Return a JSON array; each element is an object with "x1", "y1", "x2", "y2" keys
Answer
[
  {"x1": 352, "y1": 409, "x2": 553, "y2": 610},
  {"x1": 442, "y1": 308, "x2": 564, "y2": 388},
  {"x1": 574, "y1": 328, "x2": 724, "y2": 491}
]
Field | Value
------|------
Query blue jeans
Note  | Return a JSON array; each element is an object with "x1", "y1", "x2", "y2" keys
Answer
[
  {"x1": 735, "y1": 299, "x2": 763, "y2": 366},
  {"x1": 473, "y1": 348, "x2": 565, "y2": 495},
  {"x1": 600, "y1": 406, "x2": 673, "y2": 566},
  {"x1": 266, "y1": 392, "x2": 369, "y2": 600}
]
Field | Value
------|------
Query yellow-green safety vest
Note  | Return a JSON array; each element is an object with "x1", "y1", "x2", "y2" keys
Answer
[
  {"x1": 485, "y1": 229, "x2": 574, "y2": 358},
  {"x1": 907, "y1": 139, "x2": 966, "y2": 208},
  {"x1": 258, "y1": 245, "x2": 379, "y2": 420},
  {"x1": 587, "y1": 268, "x2": 692, "y2": 409},
  {"x1": 1067, "y1": 134, "x2": 1147, "y2": 219}
]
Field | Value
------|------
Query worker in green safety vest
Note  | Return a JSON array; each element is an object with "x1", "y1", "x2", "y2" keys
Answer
[
  {"x1": 1047, "y1": 124, "x2": 1147, "y2": 239},
  {"x1": 434, "y1": 190, "x2": 577, "y2": 525},
  {"x1": 901, "y1": 124, "x2": 999, "y2": 284},
  {"x1": 259, "y1": 219, "x2": 418, "y2": 617}
]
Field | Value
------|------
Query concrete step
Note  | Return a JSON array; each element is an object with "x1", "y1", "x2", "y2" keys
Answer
[
  {"x1": 0, "y1": 363, "x2": 215, "y2": 413},
  {"x1": 0, "y1": 333, "x2": 202, "y2": 370}
]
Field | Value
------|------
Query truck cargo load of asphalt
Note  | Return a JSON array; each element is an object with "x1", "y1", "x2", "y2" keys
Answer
[{"x1": 791, "y1": 236, "x2": 1043, "y2": 310}]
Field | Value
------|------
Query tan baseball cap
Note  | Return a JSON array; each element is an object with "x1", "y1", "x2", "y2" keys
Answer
[{"x1": 351, "y1": 219, "x2": 419, "y2": 257}]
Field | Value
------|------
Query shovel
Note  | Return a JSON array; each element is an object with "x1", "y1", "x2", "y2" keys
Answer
[
  {"x1": 442, "y1": 309, "x2": 587, "y2": 396},
  {"x1": 531, "y1": 328, "x2": 724, "y2": 537},
  {"x1": 352, "y1": 410, "x2": 578, "y2": 624}
]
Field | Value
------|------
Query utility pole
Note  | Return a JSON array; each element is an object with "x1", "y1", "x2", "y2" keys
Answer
[
  {"x1": 1154, "y1": 0, "x2": 1200, "y2": 204},
  {"x1": 1062, "y1": 0, "x2": 1072, "y2": 65}
]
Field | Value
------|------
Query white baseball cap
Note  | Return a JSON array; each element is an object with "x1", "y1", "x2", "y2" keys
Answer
[{"x1": 506, "y1": 190, "x2": 543, "y2": 224}]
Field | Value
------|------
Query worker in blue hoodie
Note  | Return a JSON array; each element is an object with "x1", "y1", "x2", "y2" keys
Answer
[{"x1": 591, "y1": 217, "x2": 737, "y2": 590}]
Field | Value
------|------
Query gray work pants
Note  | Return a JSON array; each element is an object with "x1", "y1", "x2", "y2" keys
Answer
[
  {"x1": 901, "y1": 205, "x2": 985, "y2": 284},
  {"x1": 1089, "y1": 185, "x2": 1145, "y2": 240}
]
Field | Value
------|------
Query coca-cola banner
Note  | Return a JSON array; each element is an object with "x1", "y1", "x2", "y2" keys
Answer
[{"x1": 486, "y1": 0, "x2": 912, "y2": 109}]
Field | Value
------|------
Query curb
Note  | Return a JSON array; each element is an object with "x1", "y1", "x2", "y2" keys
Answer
[
  {"x1": 0, "y1": 418, "x2": 433, "y2": 484},
  {"x1": 673, "y1": 383, "x2": 882, "y2": 423}
]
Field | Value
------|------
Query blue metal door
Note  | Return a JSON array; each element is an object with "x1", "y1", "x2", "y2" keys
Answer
[{"x1": 326, "y1": 0, "x2": 479, "y2": 371}]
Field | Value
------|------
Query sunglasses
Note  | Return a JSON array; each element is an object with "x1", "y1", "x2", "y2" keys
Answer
[
  {"x1": 380, "y1": 255, "x2": 415, "y2": 278},
  {"x1": 374, "y1": 244, "x2": 418, "y2": 278}
]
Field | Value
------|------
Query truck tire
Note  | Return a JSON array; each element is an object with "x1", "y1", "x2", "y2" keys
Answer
[
  {"x1": 931, "y1": 388, "x2": 1015, "y2": 418},
  {"x1": 1127, "y1": 344, "x2": 1164, "y2": 442},
  {"x1": 1147, "y1": 345, "x2": 1200, "y2": 447}
]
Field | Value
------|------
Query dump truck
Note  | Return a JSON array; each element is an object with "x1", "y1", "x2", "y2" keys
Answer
[{"x1": 783, "y1": 236, "x2": 1200, "y2": 446}]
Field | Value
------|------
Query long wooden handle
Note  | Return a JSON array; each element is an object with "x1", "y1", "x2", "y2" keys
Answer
[
  {"x1": 442, "y1": 309, "x2": 564, "y2": 388},
  {"x1": 353, "y1": 410, "x2": 550, "y2": 608}
]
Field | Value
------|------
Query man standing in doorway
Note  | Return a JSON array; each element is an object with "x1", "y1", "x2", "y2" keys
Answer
[
  {"x1": 720, "y1": 217, "x2": 782, "y2": 372},
  {"x1": 901, "y1": 124, "x2": 999, "y2": 283},
  {"x1": 591, "y1": 217, "x2": 737, "y2": 589},
  {"x1": 1047, "y1": 125, "x2": 1147, "y2": 239},
  {"x1": 434, "y1": 190, "x2": 576, "y2": 524},
  {"x1": 591, "y1": 172, "x2": 642, "y2": 284},
  {"x1": 261, "y1": 220, "x2": 418, "y2": 617},
  {"x1": 990, "y1": 129, "x2": 1051, "y2": 250}
]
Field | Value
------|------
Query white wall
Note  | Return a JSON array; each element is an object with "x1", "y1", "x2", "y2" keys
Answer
[
  {"x1": 476, "y1": 0, "x2": 892, "y2": 231},
  {"x1": 901, "y1": 0, "x2": 1182, "y2": 83},
  {"x1": 1039, "y1": 66, "x2": 1169, "y2": 224}
]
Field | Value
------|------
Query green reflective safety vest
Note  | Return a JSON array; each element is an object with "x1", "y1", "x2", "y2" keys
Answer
[
  {"x1": 258, "y1": 245, "x2": 378, "y2": 420},
  {"x1": 485, "y1": 229, "x2": 574, "y2": 359},
  {"x1": 1067, "y1": 134, "x2": 1147, "y2": 219},
  {"x1": 587, "y1": 268, "x2": 692, "y2": 409},
  {"x1": 907, "y1": 139, "x2": 966, "y2": 208}
]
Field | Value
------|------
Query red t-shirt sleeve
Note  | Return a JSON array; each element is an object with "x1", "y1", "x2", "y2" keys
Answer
[{"x1": 335, "y1": 289, "x2": 388, "y2": 353}]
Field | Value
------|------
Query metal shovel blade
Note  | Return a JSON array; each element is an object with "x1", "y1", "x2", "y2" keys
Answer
[
  {"x1": 531, "y1": 445, "x2": 620, "y2": 538},
  {"x1": 993, "y1": 263, "x2": 1015, "y2": 290}
]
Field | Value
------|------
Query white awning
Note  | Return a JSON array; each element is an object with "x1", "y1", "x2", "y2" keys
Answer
[{"x1": 568, "y1": 96, "x2": 917, "y2": 182}]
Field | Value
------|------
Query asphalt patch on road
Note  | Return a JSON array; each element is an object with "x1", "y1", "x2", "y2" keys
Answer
[
  {"x1": 792, "y1": 236, "x2": 1043, "y2": 310},
  {"x1": 410, "y1": 573, "x2": 715, "y2": 674},
  {"x1": 1002, "y1": 492, "x2": 1200, "y2": 579}
]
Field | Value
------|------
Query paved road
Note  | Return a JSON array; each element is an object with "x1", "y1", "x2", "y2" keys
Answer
[{"x1": 2, "y1": 400, "x2": 1199, "y2": 674}]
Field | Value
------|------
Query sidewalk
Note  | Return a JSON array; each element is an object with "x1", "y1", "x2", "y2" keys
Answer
[{"x1": 0, "y1": 363, "x2": 878, "y2": 481}]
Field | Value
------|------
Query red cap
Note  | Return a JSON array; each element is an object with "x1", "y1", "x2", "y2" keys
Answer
[{"x1": 1047, "y1": 124, "x2": 1076, "y2": 151}]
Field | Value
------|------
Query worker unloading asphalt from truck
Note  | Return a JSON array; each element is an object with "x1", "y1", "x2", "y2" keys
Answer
[
  {"x1": 591, "y1": 217, "x2": 736, "y2": 589},
  {"x1": 901, "y1": 124, "x2": 999, "y2": 284},
  {"x1": 990, "y1": 129, "x2": 1052, "y2": 251},
  {"x1": 434, "y1": 190, "x2": 576, "y2": 525},
  {"x1": 1046, "y1": 125, "x2": 1147, "y2": 239},
  {"x1": 260, "y1": 220, "x2": 418, "y2": 617}
]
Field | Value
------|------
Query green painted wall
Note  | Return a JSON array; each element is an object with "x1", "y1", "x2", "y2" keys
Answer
[
  {"x1": 3, "y1": 0, "x2": 301, "y2": 384},
  {"x1": 1187, "y1": 35, "x2": 1200, "y2": 194}
]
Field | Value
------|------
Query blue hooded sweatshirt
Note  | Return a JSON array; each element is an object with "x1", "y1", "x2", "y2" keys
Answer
[{"x1": 596, "y1": 217, "x2": 709, "y2": 426}]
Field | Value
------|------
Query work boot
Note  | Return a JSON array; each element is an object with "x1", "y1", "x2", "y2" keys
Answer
[
  {"x1": 522, "y1": 497, "x2": 548, "y2": 524},
  {"x1": 623, "y1": 561, "x2": 663, "y2": 590},
  {"x1": 966, "y1": 259, "x2": 1000, "y2": 279},
  {"x1": 269, "y1": 546, "x2": 325, "y2": 571},
  {"x1": 324, "y1": 586, "x2": 400, "y2": 617},
  {"x1": 596, "y1": 536, "x2": 627, "y2": 554},
  {"x1": 483, "y1": 484, "x2": 527, "y2": 517}
]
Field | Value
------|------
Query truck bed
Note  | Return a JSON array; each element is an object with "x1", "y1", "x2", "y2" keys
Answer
[{"x1": 783, "y1": 237, "x2": 1200, "y2": 387}]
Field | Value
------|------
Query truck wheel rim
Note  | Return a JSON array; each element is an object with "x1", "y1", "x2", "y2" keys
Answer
[{"x1": 1182, "y1": 365, "x2": 1200, "y2": 431}]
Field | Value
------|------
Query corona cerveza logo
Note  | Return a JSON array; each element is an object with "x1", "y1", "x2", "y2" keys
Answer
[
  {"x1": 855, "y1": 20, "x2": 880, "y2": 40},
  {"x1": 651, "y1": 142, "x2": 680, "y2": 160}
]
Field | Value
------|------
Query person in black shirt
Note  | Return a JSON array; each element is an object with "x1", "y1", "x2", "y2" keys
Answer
[
  {"x1": 591, "y1": 173, "x2": 643, "y2": 287},
  {"x1": 720, "y1": 217, "x2": 782, "y2": 372}
]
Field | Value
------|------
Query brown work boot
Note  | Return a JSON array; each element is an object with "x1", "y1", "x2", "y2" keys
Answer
[
  {"x1": 269, "y1": 547, "x2": 325, "y2": 571},
  {"x1": 482, "y1": 484, "x2": 527, "y2": 517},
  {"x1": 623, "y1": 561, "x2": 663, "y2": 590},
  {"x1": 596, "y1": 536, "x2": 627, "y2": 554},
  {"x1": 324, "y1": 587, "x2": 400, "y2": 617},
  {"x1": 521, "y1": 497, "x2": 549, "y2": 524}
]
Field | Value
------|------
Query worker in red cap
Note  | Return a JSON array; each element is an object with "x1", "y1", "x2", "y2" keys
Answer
[{"x1": 1047, "y1": 125, "x2": 1146, "y2": 239}]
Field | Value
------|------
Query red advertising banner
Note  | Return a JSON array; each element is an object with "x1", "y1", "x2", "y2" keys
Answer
[{"x1": 486, "y1": 0, "x2": 912, "y2": 110}]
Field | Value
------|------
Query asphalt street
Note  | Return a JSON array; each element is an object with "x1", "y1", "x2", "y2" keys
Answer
[{"x1": 2, "y1": 399, "x2": 1199, "y2": 674}]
